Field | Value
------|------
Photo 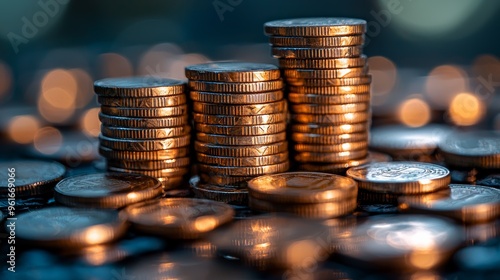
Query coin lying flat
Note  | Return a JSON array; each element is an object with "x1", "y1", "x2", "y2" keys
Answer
[
  {"x1": 194, "y1": 141, "x2": 288, "y2": 157},
  {"x1": 97, "y1": 94, "x2": 186, "y2": 108},
  {"x1": 294, "y1": 141, "x2": 368, "y2": 153},
  {"x1": 283, "y1": 67, "x2": 368, "y2": 79},
  {"x1": 346, "y1": 162, "x2": 451, "y2": 194},
  {"x1": 279, "y1": 56, "x2": 367, "y2": 69},
  {"x1": 185, "y1": 62, "x2": 280, "y2": 82},
  {"x1": 100, "y1": 106, "x2": 188, "y2": 118},
  {"x1": 197, "y1": 152, "x2": 288, "y2": 167},
  {"x1": 99, "y1": 146, "x2": 189, "y2": 161},
  {"x1": 193, "y1": 100, "x2": 286, "y2": 115},
  {"x1": 199, "y1": 173, "x2": 253, "y2": 187},
  {"x1": 336, "y1": 215, "x2": 462, "y2": 270},
  {"x1": 291, "y1": 123, "x2": 369, "y2": 135},
  {"x1": 196, "y1": 132, "x2": 286, "y2": 146},
  {"x1": 247, "y1": 172, "x2": 357, "y2": 203},
  {"x1": 439, "y1": 131, "x2": 500, "y2": 169},
  {"x1": 190, "y1": 90, "x2": 283, "y2": 104},
  {"x1": 94, "y1": 76, "x2": 185, "y2": 97},
  {"x1": 190, "y1": 176, "x2": 248, "y2": 205},
  {"x1": 286, "y1": 76, "x2": 371, "y2": 86},
  {"x1": 399, "y1": 184, "x2": 500, "y2": 223},
  {"x1": 291, "y1": 132, "x2": 368, "y2": 144},
  {"x1": 272, "y1": 46, "x2": 363, "y2": 59},
  {"x1": 13, "y1": 207, "x2": 127, "y2": 247},
  {"x1": 193, "y1": 112, "x2": 287, "y2": 125},
  {"x1": 294, "y1": 150, "x2": 368, "y2": 163},
  {"x1": 188, "y1": 80, "x2": 283, "y2": 93},
  {"x1": 195, "y1": 123, "x2": 286, "y2": 136},
  {"x1": 108, "y1": 166, "x2": 189, "y2": 178},
  {"x1": 101, "y1": 126, "x2": 190, "y2": 139},
  {"x1": 107, "y1": 157, "x2": 190, "y2": 170},
  {"x1": 288, "y1": 85, "x2": 370, "y2": 94},
  {"x1": 288, "y1": 92, "x2": 370, "y2": 104},
  {"x1": 291, "y1": 103, "x2": 369, "y2": 114},
  {"x1": 54, "y1": 173, "x2": 163, "y2": 208},
  {"x1": 199, "y1": 161, "x2": 289, "y2": 176},
  {"x1": 298, "y1": 157, "x2": 370, "y2": 174},
  {"x1": 0, "y1": 160, "x2": 66, "y2": 197},
  {"x1": 124, "y1": 198, "x2": 234, "y2": 239},
  {"x1": 264, "y1": 18, "x2": 367, "y2": 36},
  {"x1": 292, "y1": 112, "x2": 370, "y2": 124},
  {"x1": 99, "y1": 134, "x2": 190, "y2": 151},
  {"x1": 271, "y1": 36, "x2": 365, "y2": 47}
]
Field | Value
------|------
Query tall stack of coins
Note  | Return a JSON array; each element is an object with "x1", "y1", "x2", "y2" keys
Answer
[
  {"x1": 264, "y1": 18, "x2": 371, "y2": 173},
  {"x1": 94, "y1": 77, "x2": 191, "y2": 189},
  {"x1": 186, "y1": 62, "x2": 289, "y2": 204}
]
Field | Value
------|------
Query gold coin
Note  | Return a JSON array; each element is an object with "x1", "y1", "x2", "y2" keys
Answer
[
  {"x1": 190, "y1": 176, "x2": 248, "y2": 205},
  {"x1": 270, "y1": 35, "x2": 365, "y2": 47},
  {"x1": 193, "y1": 100, "x2": 287, "y2": 115},
  {"x1": 249, "y1": 196, "x2": 357, "y2": 219},
  {"x1": 264, "y1": 18, "x2": 366, "y2": 36},
  {"x1": 286, "y1": 76, "x2": 371, "y2": 86},
  {"x1": 288, "y1": 85, "x2": 370, "y2": 94},
  {"x1": 292, "y1": 112, "x2": 370, "y2": 124},
  {"x1": 199, "y1": 172, "x2": 253, "y2": 187},
  {"x1": 283, "y1": 67, "x2": 368, "y2": 79},
  {"x1": 185, "y1": 62, "x2": 280, "y2": 82},
  {"x1": 294, "y1": 141, "x2": 368, "y2": 152},
  {"x1": 291, "y1": 103, "x2": 369, "y2": 114},
  {"x1": 279, "y1": 56, "x2": 366, "y2": 69},
  {"x1": 99, "y1": 146, "x2": 189, "y2": 160},
  {"x1": 100, "y1": 105, "x2": 188, "y2": 118},
  {"x1": 108, "y1": 166, "x2": 189, "y2": 178},
  {"x1": 288, "y1": 92, "x2": 370, "y2": 104},
  {"x1": 294, "y1": 149, "x2": 368, "y2": 163},
  {"x1": 99, "y1": 134, "x2": 190, "y2": 151},
  {"x1": 195, "y1": 123, "x2": 286, "y2": 136},
  {"x1": 292, "y1": 132, "x2": 368, "y2": 144},
  {"x1": 97, "y1": 94, "x2": 186, "y2": 108},
  {"x1": 193, "y1": 112, "x2": 287, "y2": 125},
  {"x1": 190, "y1": 90, "x2": 283, "y2": 104},
  {"x1": 199, "y1": 161, "x2": 289, "y2": 176},
  {"x1": 124, "y1": 198, "x2": 234, "y2": 239},
  {"x1": 107, "y1": 157, "x2": 190, "y2": 170},
  {"x1": 272, "y1": 46, "x2": 362, "y2": 59},
  {"x1": 94, "y1": 77, "x2": 185, "y2": 97},
  {"x1": 194, "y1": 141, "x2": 288, "y2": 157},
  {"x1": 99, "y1": 113, "x2": 188, "y2": 128},
  {"x1": 196, "y1": 132, "x2": 286, "y2": 146},
  {"x1": 247, "y1": 172, "x2": 357, "y2": 203},
  {"x1": 101, "y1": 126, "x2": 190, "y2": 139},
  {"x1": 197, "y1": 151, "x2": 288, "y2": 167},
  {"x1": 298, "y1": 157, "x2": 370, "y2": 173},
  {"x1": 54, "y1": 173, "x2": 163, "y2": 208},
  {"x1": 188, "y1": 80, "x2": 283, "y2": 93},
  {"x1": 346, "y1": 162, "x2": 451, "y2": 194},
  {"x1": 291, "y1": 123, "x2": 369, "y2": 134}
]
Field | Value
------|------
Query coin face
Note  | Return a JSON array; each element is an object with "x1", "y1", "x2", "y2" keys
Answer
[
  {"x1": 347, "y1": 162, "x2": 449, "y2": 183},
  {"x1": 440, "y1": 131, "x2": 500, "y2": 156},
  {"x1": 248, "y1": 172, "x2": 357, "y2": 203},
  {"x1": 94, "y1": 77, "x2": 185, "y2": 97},
  {"x1": 185, "y1": 62, "x2": 280, "y2": 82},
  {"x1": 125, "y1": 198, "x2": 234, "y2": 239},
  {"x1": 0, "y1": 160, "x2": 66, "y2": 197}
]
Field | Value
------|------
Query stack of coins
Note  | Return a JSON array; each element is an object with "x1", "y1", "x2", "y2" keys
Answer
[
  {"x1": 186, "y1": 62, "x2": 290, "y2": 204},
  {"x1": 264, "y1": 18, "x2": 371, "y2": 173},
  {"x1": 94, "y1": 77, "x2": 191, "y2": 189}
]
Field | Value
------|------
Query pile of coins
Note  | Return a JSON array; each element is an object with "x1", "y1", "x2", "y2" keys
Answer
[
  {"x1": 94, "y1": 77, "x2": 191, "y2": 189},
  {"x1": 264, "y1": 18, "x2": 371, "y2": 173},
  {"x1": 186, "y1": 62, "x2": 290, "y2": 204}
]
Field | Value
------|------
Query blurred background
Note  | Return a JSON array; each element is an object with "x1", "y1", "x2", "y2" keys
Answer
[{"x1": 0, "y1": 0, "x2": 499, "y2": 164}]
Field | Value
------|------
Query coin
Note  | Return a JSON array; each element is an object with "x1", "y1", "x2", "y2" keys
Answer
[
  {"x1": 193, "y1": 112, "x2": 287, "y2": 125},
  {"x1": 283, "y1": 67, "x2": 368, "y2": 79},
  {"x1": 272, "y1": 46, "x2": 363, "y2": 59},
  {"x1": 399, "y1": 184, "x2": 500, "y2": 223},
  {"x1": 292, "y1": 112, "x2": 370, "y2": 124},
  {"x1": 97, "y1": 94, "x2": 186, "y2": 108},
  {"x1": 247, "y1": 172, "x2": 357, "y2": 203},
  {"x1": 108, "y1": 166, "x2": 189, "y2": 178},
  {"x1": 264, "y1": 18, "x2": 367, "y2": 36},
  {"x1": 99, "y1": 134, "x2": 190, "y2": 151},
  {"x1": 188, "y1": 80, "x2": 283, "y2": 93},
  {"x1": 291, "y1": 103, "x2": 369, "y2": 114},
  {"x1": 124, "y1": 198, "x2": 234, "y2": 239},
  {"x1": 99, "y1": 146, "x2": 189, "y2": 160},
  {"x1": 197, "y1": 152, "x2": 288, "y2": 167},
  {"x1": 185, "y1": 62, "x2": 280, "y2": 82},
  {"x1": 270, "y1": 35, "x2": 365, "y2": 47},
  {"x1": 195, "y1": 123, "x2": 286, "y2": 136},
  {"x1": 101, "y1": 126, "x2": 191, "y2": 139},
  {"x1": 54, "y1": 173, "x2": 163, "y2": 208},
  {"x1": 439, "y1": 131, "x2": 500, "y2": 169},
  {"x1": 288, "y1": 85, "x2": 370, "y2": 94},
  {"x1": 194, "y1": 141, "x2": 288, "y2": 157},
  {"x1": 294, "y1": 141, "x2": 368, "y2": 153},
  {"x1": 100, "y1": 105, "x2": 188, "y2": 118},
  {"x1": 107, "y1": 157, "x2": 190, "y2": 170},
  {"x1": 288, "y1": 92, "x2": 370, "y2": 104},
  {"x1": 158, "y1": 176, "x2": 186, "y2": 190},
  {"x1": 99, "y1": 113, "x2": 188, "y2": 129},
  {"x1": 279, "y1": 56, "x2": 367, "y2": 69},
  {"x1": 199, "y1": 173, "x2": 253, "y2": 187},
  {"x1": 346, "y1": 162, "x2": 451, "y2": 194},
  {"x1": 190, "y1": 176, "x2": 248, "y2": 205},
  {"x1": 0, "y1": 160, "x2": 66, "y2": 197},
  {"x1": 286, "y1": 76, "x2": 371, "y2": 86},
  {"x1": 94, "y1": 76, "x2": 185, "y2": 97},
  {"x1": 199, "y1": 161, "x2": 289, "y2": 176},
  {"x1": 196, "y1": 132, "x2": 286, "y2": 146},
  {"x1": 291, "y1": 132, "x2": 368, "y2": 144},
  {"x1": 291, "y1": 123, "x2": 369, "y2": 135},
  {"x1": 190, "y1": 90, "x2": 283, "y2": 104},
  {"x1": 294, "y1": 150, "x2": 368, "y2": 163},
  {"x1": 193, "y1": 100, "x2": 286, "y2": 115},
  {"x1": 13, "y1": 207, "x2": 127, "y2": 247}
]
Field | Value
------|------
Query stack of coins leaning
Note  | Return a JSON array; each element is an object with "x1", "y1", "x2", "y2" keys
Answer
[
  {"x1": 264, "y1": 18, "x2": 371, "y2": 173},
  {"x1": 185, "y1": 62, "x2": 290, "y2": 204},
  {"x1": 94, "y1": 77, "x2": 191, "y2": 189}
]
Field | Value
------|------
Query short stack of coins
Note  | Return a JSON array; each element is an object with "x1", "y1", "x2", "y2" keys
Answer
[
  {"x1": 186, "y1": 62, "x2": 290, "y2": 204},
  {"x1": 264, "y1": 18, "x2": 371, "y2": 174},
  {"x1": 94, "y1": 77, "x2": 191, "y2": 189}
]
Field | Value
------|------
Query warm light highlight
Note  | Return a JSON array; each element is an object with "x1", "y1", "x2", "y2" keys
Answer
[
  {"x1": 80, "y1": 108, "x2": 101, "y2": 137},
  {"x1": 398, "y1": 98, "x2": 431, "y2": 127},
  {"x1": 449, "y1": 92, "x2": 484, "y2": 126},
  {"x1": 33, "y1": 126, "x2": 63, "y2": 155},
  {"x1": 7, "y1": 115, "x2": 40, "y2": 144},
  {"x1": 425, "y1": 65, "x2": 468, "y2": 108}
]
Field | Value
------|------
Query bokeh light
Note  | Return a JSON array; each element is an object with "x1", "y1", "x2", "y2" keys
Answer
[
  {"x1": 70, "y1": 68, "x2": 94, "y2": 108},
  {"x1": 7, "y1": 115, "x2": 40, "y2": 144},
  {"x1": 166, "y1": 53, "x2": 210, "y2": 80},
  {"x1": 448, "y1": 92, "x2": 484, "y2": 126},
  {"x1": 398, "y1": 97, "x2": 431, "y2": 127},
  {"x1": 99, "y1": 53, "x2": 134, "y2": 78},
  {"x1": 80, "y1": 107, "x2": 101, "y2": 137},
  {"x1": 38, "y1": 68, "x2": 78, "y2": 123},
  {"x1": 137, "y1": 43, "x2": 183, "y2": 77},
  {"x1": 425, "y1": 65, "x2": 468, "y2": 109},
  {"x1": 368, "y1": 56, "x2": 397, "y2": 106},
  {"x1": 33, "y1": 126, "x2": 63, "y2": 155}
]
